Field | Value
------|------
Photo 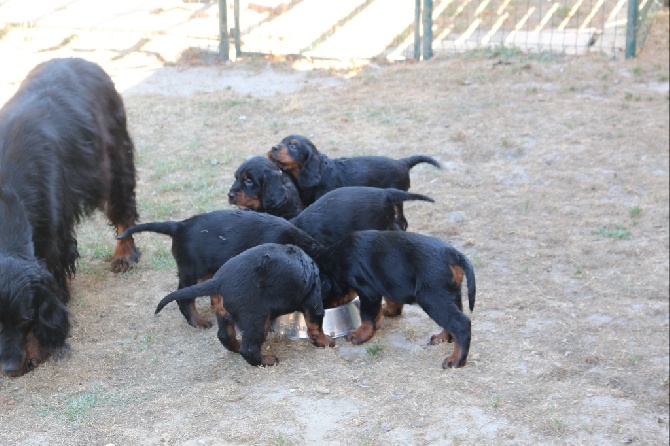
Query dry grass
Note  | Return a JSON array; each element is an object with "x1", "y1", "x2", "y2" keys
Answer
[{"x1": 1, "y1": 10, "x2": 669, "y2": 446}]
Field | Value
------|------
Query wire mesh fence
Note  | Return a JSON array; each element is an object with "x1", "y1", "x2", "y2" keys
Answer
[
  {"x1": 0, "y1": 0, "x2": 663, "y2": 61},
  {"x1": 226, "y1": 0, "x2": 664, "y2": 59}
]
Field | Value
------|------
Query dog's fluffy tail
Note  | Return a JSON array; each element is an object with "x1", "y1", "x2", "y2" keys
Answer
[
  {"x1": 399, "y1": 155, "x2": 442, "y2": 170},
  {"x1": 116, "y1": 221, "x2": 181, "y2": 239},
  {"x1": 155, "y1": 279, "x2": 220, "y2": 314},
  {"x1": 384, "y1": 188, "x2": 435, "y2": 204}
]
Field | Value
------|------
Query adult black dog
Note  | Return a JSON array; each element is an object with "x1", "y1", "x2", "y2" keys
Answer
[
  {"x1": 317, "y1": 230, "x2": 476, "y2": 369},
  {"x1": 155, "y1": 243, "x2": 335, "y2": 366},
  {"x1": 117, "y1": 210, "x2": 323, "y2": 329},
  {"x1": 267, "y1": 134, "x2": 441, "y2": 205},
  {"x1": 228, "y1": 155, "x2": 303, "y2": 219},
  {"x1": 0, "y1": 58, "x2": 140, "y2": 376}
]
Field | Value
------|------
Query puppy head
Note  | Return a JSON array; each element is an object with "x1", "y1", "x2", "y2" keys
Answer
[
  {"x1": 228, "y1": 156, "x2": 267, "y2": 211},
  {"x1": 0, "y1": 257, "x2": 69, "y2": 377},
  {"x1": 267, "y1": 135, "x2": 323, "y2": 187},
  {"x1": 229, "y1": 156, "x2": 303, "y2": 219}
]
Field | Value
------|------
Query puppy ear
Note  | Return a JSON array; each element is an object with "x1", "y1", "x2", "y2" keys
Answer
[
  {"x1": 32, "y1": 269, "x2": 70, "y2": 349},
  {"x1": 261, "y1": 170, "x2": 290, "y2": 209},
  {"x1": 297, "y1": 141, "x2": 323, "y2": 189}
]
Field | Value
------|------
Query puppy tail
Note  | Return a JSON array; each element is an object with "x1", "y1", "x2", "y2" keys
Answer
[
  {"x1": 116, "y1": 221, "x2": 180, "y2": 239},
  {"x1": 385, "y1": 189, "x2": 435, "y2": 204},
  {"x1": 155, "y1": 279, "x2": 220, "y2": 314},
  {"x1": 400, "y1": 155, "x2": 442, "y2": 170},
  {"x1": 459, "y1": 253, "x2": 477, "y2": 312}
]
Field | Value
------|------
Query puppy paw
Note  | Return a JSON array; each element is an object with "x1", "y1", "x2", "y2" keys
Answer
[
  {"x1": 442, "y1": 357, "x2": 467, "y2": 369},
  {"x1": 188, "y1": 316, "x2": 213, "y2": 329},
  {"x1": 429, "y1": 329, "x2": 451, "y2": 345},
  {"x1": 260, "y1": 355, "x2": 279, "y2": 366},
  {"x1": 311, "y1": 333, "x2": 335, "y2": 348},
  {"x1": 345, "y1": 323, "x2": 375, "y2": 345}
]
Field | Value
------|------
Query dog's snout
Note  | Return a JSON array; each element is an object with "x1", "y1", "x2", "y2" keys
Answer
[
  {"x1": 271, "y1": 144, "x2": 280, "y2": 152},
  {"x1": 227, "y1": 191, "x2": 236, "y2": 203}
]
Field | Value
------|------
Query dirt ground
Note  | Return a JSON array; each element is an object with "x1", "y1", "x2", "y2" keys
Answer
[{"x1": 1, "y1": 10, "x2": 669, "y2": 446}]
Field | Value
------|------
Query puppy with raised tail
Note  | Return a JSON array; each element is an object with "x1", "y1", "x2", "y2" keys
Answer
[
  {"x1": 318, "y1": 230, "x2": 476, "y2": 369},
  {"x1": 155, "y1": 243, "x2": 334, "y2": 366}
]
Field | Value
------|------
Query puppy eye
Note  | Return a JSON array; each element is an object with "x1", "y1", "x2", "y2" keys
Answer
[
  {"x1": 288, "y1": 144, "x2": 296, "y2": 150},
  {"x1": 244, "y1": 178, "x2": 253, "y2": 187}
]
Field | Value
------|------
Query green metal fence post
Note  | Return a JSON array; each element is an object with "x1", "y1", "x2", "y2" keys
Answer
[
  {"x1": 625, "y1": 0, "x2": 639, "y2": 58},
  {"x1": 219, "y1": 0, "x2": 230, "y2": 61},
  {"x1": 234, "y1": 0, "x2": 241, "y2": 58},
  {"x1": 422, "y1": 0, "x2": 434, "y2": 60},
  {"x1": 414, "y1": 0, "x2": 421, "y2": 60}
]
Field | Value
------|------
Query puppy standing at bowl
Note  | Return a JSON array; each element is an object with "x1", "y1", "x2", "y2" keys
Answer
[
  {"x1": 317, "y1": 230, "x2": 476, "y2": 369},
  {"x1": 155, "y1": 243, "x2": 335, "y2": 366}
]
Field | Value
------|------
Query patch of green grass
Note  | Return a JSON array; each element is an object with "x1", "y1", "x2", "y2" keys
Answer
[
  {"x1": 627, "y1": 354, "x2": 640, "y2": 366},
  {"x1": 631, "y1": 66, "x2": 643, "y2": 77},
  {"x1": 365, "y1": 342, "x2": 386, "y2": 358},
  {"x1": 593, "y1": 225, "x2": 632, "y2": 240},
  {"x1": 273, "y1": 433, "x2": 293, "y2": 446},
  {"x1": 491, "y1": 396, "x2": 501, "y2": 409},
  {"x1": 574, "y1": 267, "x2": 583, "y2": 276},
  {"x1": 139, "y1": 334, "x2": 155, "y2": 351},
  {"x1": 39, "y1": 383, "x2": 126, "y2": 424},
  {"x1": 629, "y1": 206, "x2": 641, "y2": 218},
  {"x1": 464, "y1": 45, "x2": 522, "y2": 59},
  {"x1": 552, "y1": 418, "x2": 567, "y2": 434},
  {"x1": 150, "y1": 245, "x2": 176, "y2": 270}
]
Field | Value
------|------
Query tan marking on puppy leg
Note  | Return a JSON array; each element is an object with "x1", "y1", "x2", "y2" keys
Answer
[
  {"x1": 382, "y1": 297, "x2": 404, "y2": 317},
  {"x1": 346, "y1": 320, "x2": 377, "y2": 345}
]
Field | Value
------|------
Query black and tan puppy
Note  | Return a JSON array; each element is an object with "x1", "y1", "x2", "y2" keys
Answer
[
  {"x1": 317, "y1": 230, "x2": 476, "y2": 369},
  {"x1": 228, "y1": 156, "x2": 303, "y2": 219},
  {"x1": 155, "y1": 243, "x2": 334, "y2": 366},
  {"x1": 117, "y1": 210, "x2": 323, "y2": 329},
  {"x1": 290, "y1": 186, "x2": 434, "y2": 245},
  {"x1": 0, "y1": 58, "x2": 140, "y2": 376},
  {"x1": 267, "y1": 134, "x2": 442, "y2": 205}
]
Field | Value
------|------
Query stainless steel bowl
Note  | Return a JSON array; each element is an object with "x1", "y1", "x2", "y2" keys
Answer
[{"x1": 271, "y1": 298, "x2": 361, "y2": 339}]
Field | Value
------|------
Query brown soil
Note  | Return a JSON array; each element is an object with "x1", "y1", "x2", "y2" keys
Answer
[{"x1": 1, "y1": 10, "x2": 668, "y2": 446}]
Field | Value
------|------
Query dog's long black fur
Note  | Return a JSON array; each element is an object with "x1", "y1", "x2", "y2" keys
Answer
[
  {"x1": 155, "y1": 243, "x2": 335, "y2": 366},
  {"x1": 317, "y1": 230, "x2": 476, "y2": 369},
  {"x1": 267, "y1": 134, "x2": 441, "y2": 205},
  {"x1": 228, "y1": 155, "x2": 303, "y2": 219},
  {"x1": 117, "y1": 210, "x2": 324, "y2": 329},
  {"x1": 290, "y1": 186, "x2": 434, "y2": 245},
  {"x1": 0, "y1": 58, "x2": 140, "y2": 376}
]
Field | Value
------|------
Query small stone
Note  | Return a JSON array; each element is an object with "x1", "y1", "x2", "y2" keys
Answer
[
  {"x1": 380, "y1": 423, "x2": 392, "y2": 432},
  {"x1": 316, "y1": 386, "x2": 330, "y2": 394}
]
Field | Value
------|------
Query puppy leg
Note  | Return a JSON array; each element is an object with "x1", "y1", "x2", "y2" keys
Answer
[
  {"x1": 239, "y1": 316, "x2": 278, "y2": 366},
  {"x1": 177, "y1": 276, "x2": 214, "y2": 328},
  {"x1": 346, "y1": 293, "x2": 383, "y2": 345},
  {"x1": 419, "y1": 296, "x2": 471, "y2": 368},
  {"x1": 302, "y1": 289, "x2": 335, "y2": 348},
  {"x1": 382, "y1": 297, "x2": 404, "y2": 317},
  {"x1": 108, "y1": 138, "x2": 141, "y2": 273},
  {"x1": 215, "y1": 313, "x2": 240, "y2": 353}
]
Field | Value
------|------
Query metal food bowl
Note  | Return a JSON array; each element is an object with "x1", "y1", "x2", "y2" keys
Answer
[{"x1": 271, "y1": 298, "x2": 361, "y2": 340}]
